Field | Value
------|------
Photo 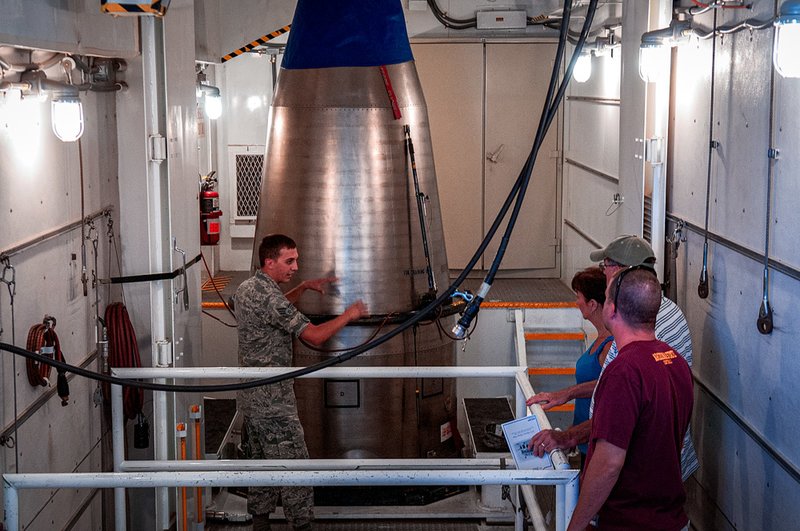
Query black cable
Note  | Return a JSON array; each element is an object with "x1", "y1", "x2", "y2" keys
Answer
[
  {"x1": 200, "y1": 251, "x2": 237, "y2": 321},
  {"x1": 698, "y1": 9, "x2": 718, "y2": 299},
  {"x1": 201, "y1": 310, "x2": 237, "y2": 328},
  {"x1": 454, "y1": 0, "x2": 599, "y2": 335},
  {"x1": 0, "y1": 0, "x2": 599, "y2": 393}
]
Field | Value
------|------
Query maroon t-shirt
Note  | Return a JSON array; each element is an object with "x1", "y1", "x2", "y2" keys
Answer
[{"x1": 588, "y1": 339, "x2": 693, "y2": 531}]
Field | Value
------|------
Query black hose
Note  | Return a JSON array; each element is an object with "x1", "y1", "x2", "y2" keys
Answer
[
  {"x1": 757, "y1": 0, "x2": 778, "y2": 335},
  {"x1": 0, "y1": 0, "x2": 600, "y2": 393},
  {"x1": 455, "y1": 0, "x2": 599, "y2": 335},
  {"x1": 698, "y1": 9, "x2": 718, "y2": 299}
]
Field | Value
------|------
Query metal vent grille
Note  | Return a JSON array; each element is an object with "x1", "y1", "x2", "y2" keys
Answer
[
  {"x1": 235, "y1": 154, "x2": 263, "y2": 218},
  {"x1": 643, "y1": 194, "x2": 653, "y2": 243}
]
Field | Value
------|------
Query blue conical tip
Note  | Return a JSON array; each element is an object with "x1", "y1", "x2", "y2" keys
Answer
[{"x1": 282, "y1": 0, "x2": 413, "y2": 70}]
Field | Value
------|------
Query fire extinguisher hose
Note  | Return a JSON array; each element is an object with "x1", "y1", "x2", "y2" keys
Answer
[{"x1": 105, "y1": 302, "x2": 144, "y2": 420}]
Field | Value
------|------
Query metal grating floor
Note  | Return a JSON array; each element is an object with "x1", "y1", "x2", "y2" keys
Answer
[
  {"x1": 460, "y1": 278, "x2": 573, "y2": 304},
  {"x1": 203, "y1": 274, "x2": 574, "y2": 306}
]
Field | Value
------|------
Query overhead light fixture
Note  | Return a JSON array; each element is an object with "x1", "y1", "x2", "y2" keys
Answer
[
  {"x1": 573, "y1": 54, "x2": 592, "y2": 83},
  {"x1": 774, "y1": 0, "x2": 800, "y2": 78}
]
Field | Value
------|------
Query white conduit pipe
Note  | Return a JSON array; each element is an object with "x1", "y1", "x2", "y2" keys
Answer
[{"x1": 3, "y1": 469, "x2": 579, "y2": 531}]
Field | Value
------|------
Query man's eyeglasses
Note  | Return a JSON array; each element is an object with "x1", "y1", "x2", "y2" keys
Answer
[{"x1": 599, "y1": 258, "x2": 622, "y2": 272}]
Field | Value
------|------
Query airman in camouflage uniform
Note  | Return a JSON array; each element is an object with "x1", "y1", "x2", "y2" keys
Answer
[
  {"x1": 236, "y1": 234, "x2": 367, "y2": 531},
  {"x1": 237, "y1": 269, "x2": 313, "y2": 529}
]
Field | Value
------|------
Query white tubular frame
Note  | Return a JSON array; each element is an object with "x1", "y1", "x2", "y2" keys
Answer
[{"x1": 4, "y1": 362, "x2": 579, "y2": 531}]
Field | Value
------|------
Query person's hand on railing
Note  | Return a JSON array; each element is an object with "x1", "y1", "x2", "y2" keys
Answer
[
  {"x1": 526, "y1": 389, "x2": 569, "y2": 410},
  {"x1": 528, "y1": 428, "x2": 575, "y2": 457}
]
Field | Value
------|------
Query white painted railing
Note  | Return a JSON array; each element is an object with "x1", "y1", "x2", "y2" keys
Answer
[{"x1": 3, "y1": 361, "x2": 579, "y2": 531}]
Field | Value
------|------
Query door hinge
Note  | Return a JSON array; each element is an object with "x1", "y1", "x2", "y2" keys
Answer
[{"x1": 149, "y1": 134, "x2": 167, "y2": 162}]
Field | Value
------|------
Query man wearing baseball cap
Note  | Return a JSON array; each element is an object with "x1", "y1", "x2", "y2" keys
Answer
[{"x1": 529, "y1": 235, "x2": 698, "y2": 481}]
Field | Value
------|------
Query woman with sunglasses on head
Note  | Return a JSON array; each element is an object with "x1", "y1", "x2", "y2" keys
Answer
[{"x1": 526, "y1": 266, "x2": 612, "y2": 466}]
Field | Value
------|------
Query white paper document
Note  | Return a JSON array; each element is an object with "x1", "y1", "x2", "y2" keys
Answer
[{"x1": 501, "y1": 415, "x2": 553, "y2": 470}]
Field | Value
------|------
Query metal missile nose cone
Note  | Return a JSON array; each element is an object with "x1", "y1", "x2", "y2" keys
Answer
[
  {"x1": 257, "y1": 0, "x2": 457, "y2": 463},
  {"x1": 251, "y1": 1, "x2": 448, "y2": 317}
]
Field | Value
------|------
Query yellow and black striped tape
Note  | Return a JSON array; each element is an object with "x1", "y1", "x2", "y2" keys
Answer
[
  {"x1": 221, "y1": 25, "x2": 291, "y2": 63},
  {"x1": 100, "y1": 0, "x2": 169, "y2": 16}
]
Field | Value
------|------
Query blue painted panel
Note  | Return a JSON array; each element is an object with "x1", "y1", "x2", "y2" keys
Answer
[{"x1": 283, "y1": 0, "x2": 413, "y2": 69}]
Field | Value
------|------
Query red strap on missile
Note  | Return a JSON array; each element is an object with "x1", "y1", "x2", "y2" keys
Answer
[{"x1": 379, "y1": 65, "x2": 402, "y2": 120}]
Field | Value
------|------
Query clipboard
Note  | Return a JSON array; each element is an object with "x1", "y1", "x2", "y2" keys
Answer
[{"x1": 501, "y1": 415, "x2": 553, "y2": 470}]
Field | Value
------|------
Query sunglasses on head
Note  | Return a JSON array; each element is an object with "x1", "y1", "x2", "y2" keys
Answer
[{"x1": 612, "y1": 264, "x2": 657, "y2": 310}]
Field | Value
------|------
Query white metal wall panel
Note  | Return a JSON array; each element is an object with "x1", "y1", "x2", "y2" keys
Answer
[
  {"x1": 0, "y1": 0, "x2": 137, "y2": 57},
  {"x1": 411, "y1": 42, "x2": 484, "y2": 271},
  {"x1": 164, "y1": 0, "x2": 203, "y2": 371},
  {"x1": 670, "y1": 36, "x2": 714, "y2": 226},
  {"x1": 14, "y1": 370, "x2": 104, "y2": 529},
  {"x1": 218, "y1": 51, "x2": 278, "y2": 271},
  {"x1": 212, "y1": 0, "x2": 295, "y2": 65},
  {"x1": 771, "y1": 79, "x2": 800, "y2": 267},
  {"x1": 561, "y1": 40, "x2": 622, "y2": 286},
  {"x1": 484, "y1": 42, "x2": 559, "y2": 272},
  {"x1": 0, "y1": 51, "x2": 119, "y2": 531},
  {"x1": 616, "y1": 0, "x2": 649, "y2": 236},
  {"x1": 708, "y1": 27, "x2": 773, "y2": 252},
  {"x1": 565, "y1": 101, "x2": 620, "y2": 177},
  {"x1": 688, "y1": 390, "x2": 799, "y2": 531}
]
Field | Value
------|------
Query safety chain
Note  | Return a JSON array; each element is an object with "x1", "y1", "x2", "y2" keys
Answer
[
  {"x1": 1, "y1": 255, "x2": 20, "y2": 473},
  {"x1": 86, "y1": 217, "x2": 99, "y2": 289},
  {"x1": 1, "y1": 257, "x2": 16, "y2": 337},
  {"x1": 501, "y1": 484, "x2": 518, "y2": 513},
  {"x1": 668, "y1": 219, "x2": 686, "y2": 246},
  {"x1": 106, "y1": 214, "x2": 126, "y2": 306}
]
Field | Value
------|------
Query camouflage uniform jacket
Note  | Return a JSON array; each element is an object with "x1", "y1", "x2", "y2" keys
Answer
[{"x1": 236, "y1": 270, "x2": 310, "y2": 419}]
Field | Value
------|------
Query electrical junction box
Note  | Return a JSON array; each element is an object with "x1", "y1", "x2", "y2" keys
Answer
[
  {"x1": 101, "y1": 0, "x2": 171, "y2": 16},
  {"x1": 477, "y1": 10, "x2": 527, "y2": 30}
]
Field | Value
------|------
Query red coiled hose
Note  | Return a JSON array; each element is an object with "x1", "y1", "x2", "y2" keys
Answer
[
  {"x1": 105, "y1": 303, "x2": 144, "y2": 420},
  {"x1": 26, "y1": 316, "x2": 70, "y2": 406}
]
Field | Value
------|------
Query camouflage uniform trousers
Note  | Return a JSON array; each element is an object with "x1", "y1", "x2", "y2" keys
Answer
[{"x1": 243, "y1": 414, "x2": 314, "y2": 528}]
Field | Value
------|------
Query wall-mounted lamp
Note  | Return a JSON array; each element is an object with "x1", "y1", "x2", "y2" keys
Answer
[
  {"x1": 774, "y1": 0, "x2": 800, "y2": 78},
  {"x1": 199, "y1": 84, "x2": 222, "y2": 120},
  {"x1": 573, "y1": 54, "x2": 592, "y2": 83},
  {"x1": 51, "y1": 96, "x2": 84, "y2": 142},
  {"x1": 638, "y1": 21, "x2": 692, "y2": 83},
  {"x1": 639, "y1": 42, "x2": 670, "y2": 83},
  {"x1": 4, "y1": 69, "x2": 86, "y2": 142},
  {"x1": 642, "y1": 4, "x2": 800, "y2": 81},
  {"x1": 196, "y1": 69, "x2": 222, "y2": 120}
]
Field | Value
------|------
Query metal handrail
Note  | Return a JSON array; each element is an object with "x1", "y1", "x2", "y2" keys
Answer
[{"x1": 2, "y1": 363, "x2": 579, "y2": 531}]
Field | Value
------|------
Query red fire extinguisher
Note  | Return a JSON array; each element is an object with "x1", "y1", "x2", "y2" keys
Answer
[{"x1": 200, "y1": 171, "x2": 222, "y2": 245}]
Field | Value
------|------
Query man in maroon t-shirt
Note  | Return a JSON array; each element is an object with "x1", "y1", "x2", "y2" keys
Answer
[{"x1": 567, "y1": 266, "x2": 693, "y2": 531}]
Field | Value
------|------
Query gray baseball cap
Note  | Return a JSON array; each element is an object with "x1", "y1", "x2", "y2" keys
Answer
[{"x1": 589, "y1": 235, "x2": 655, "y2": 266}]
